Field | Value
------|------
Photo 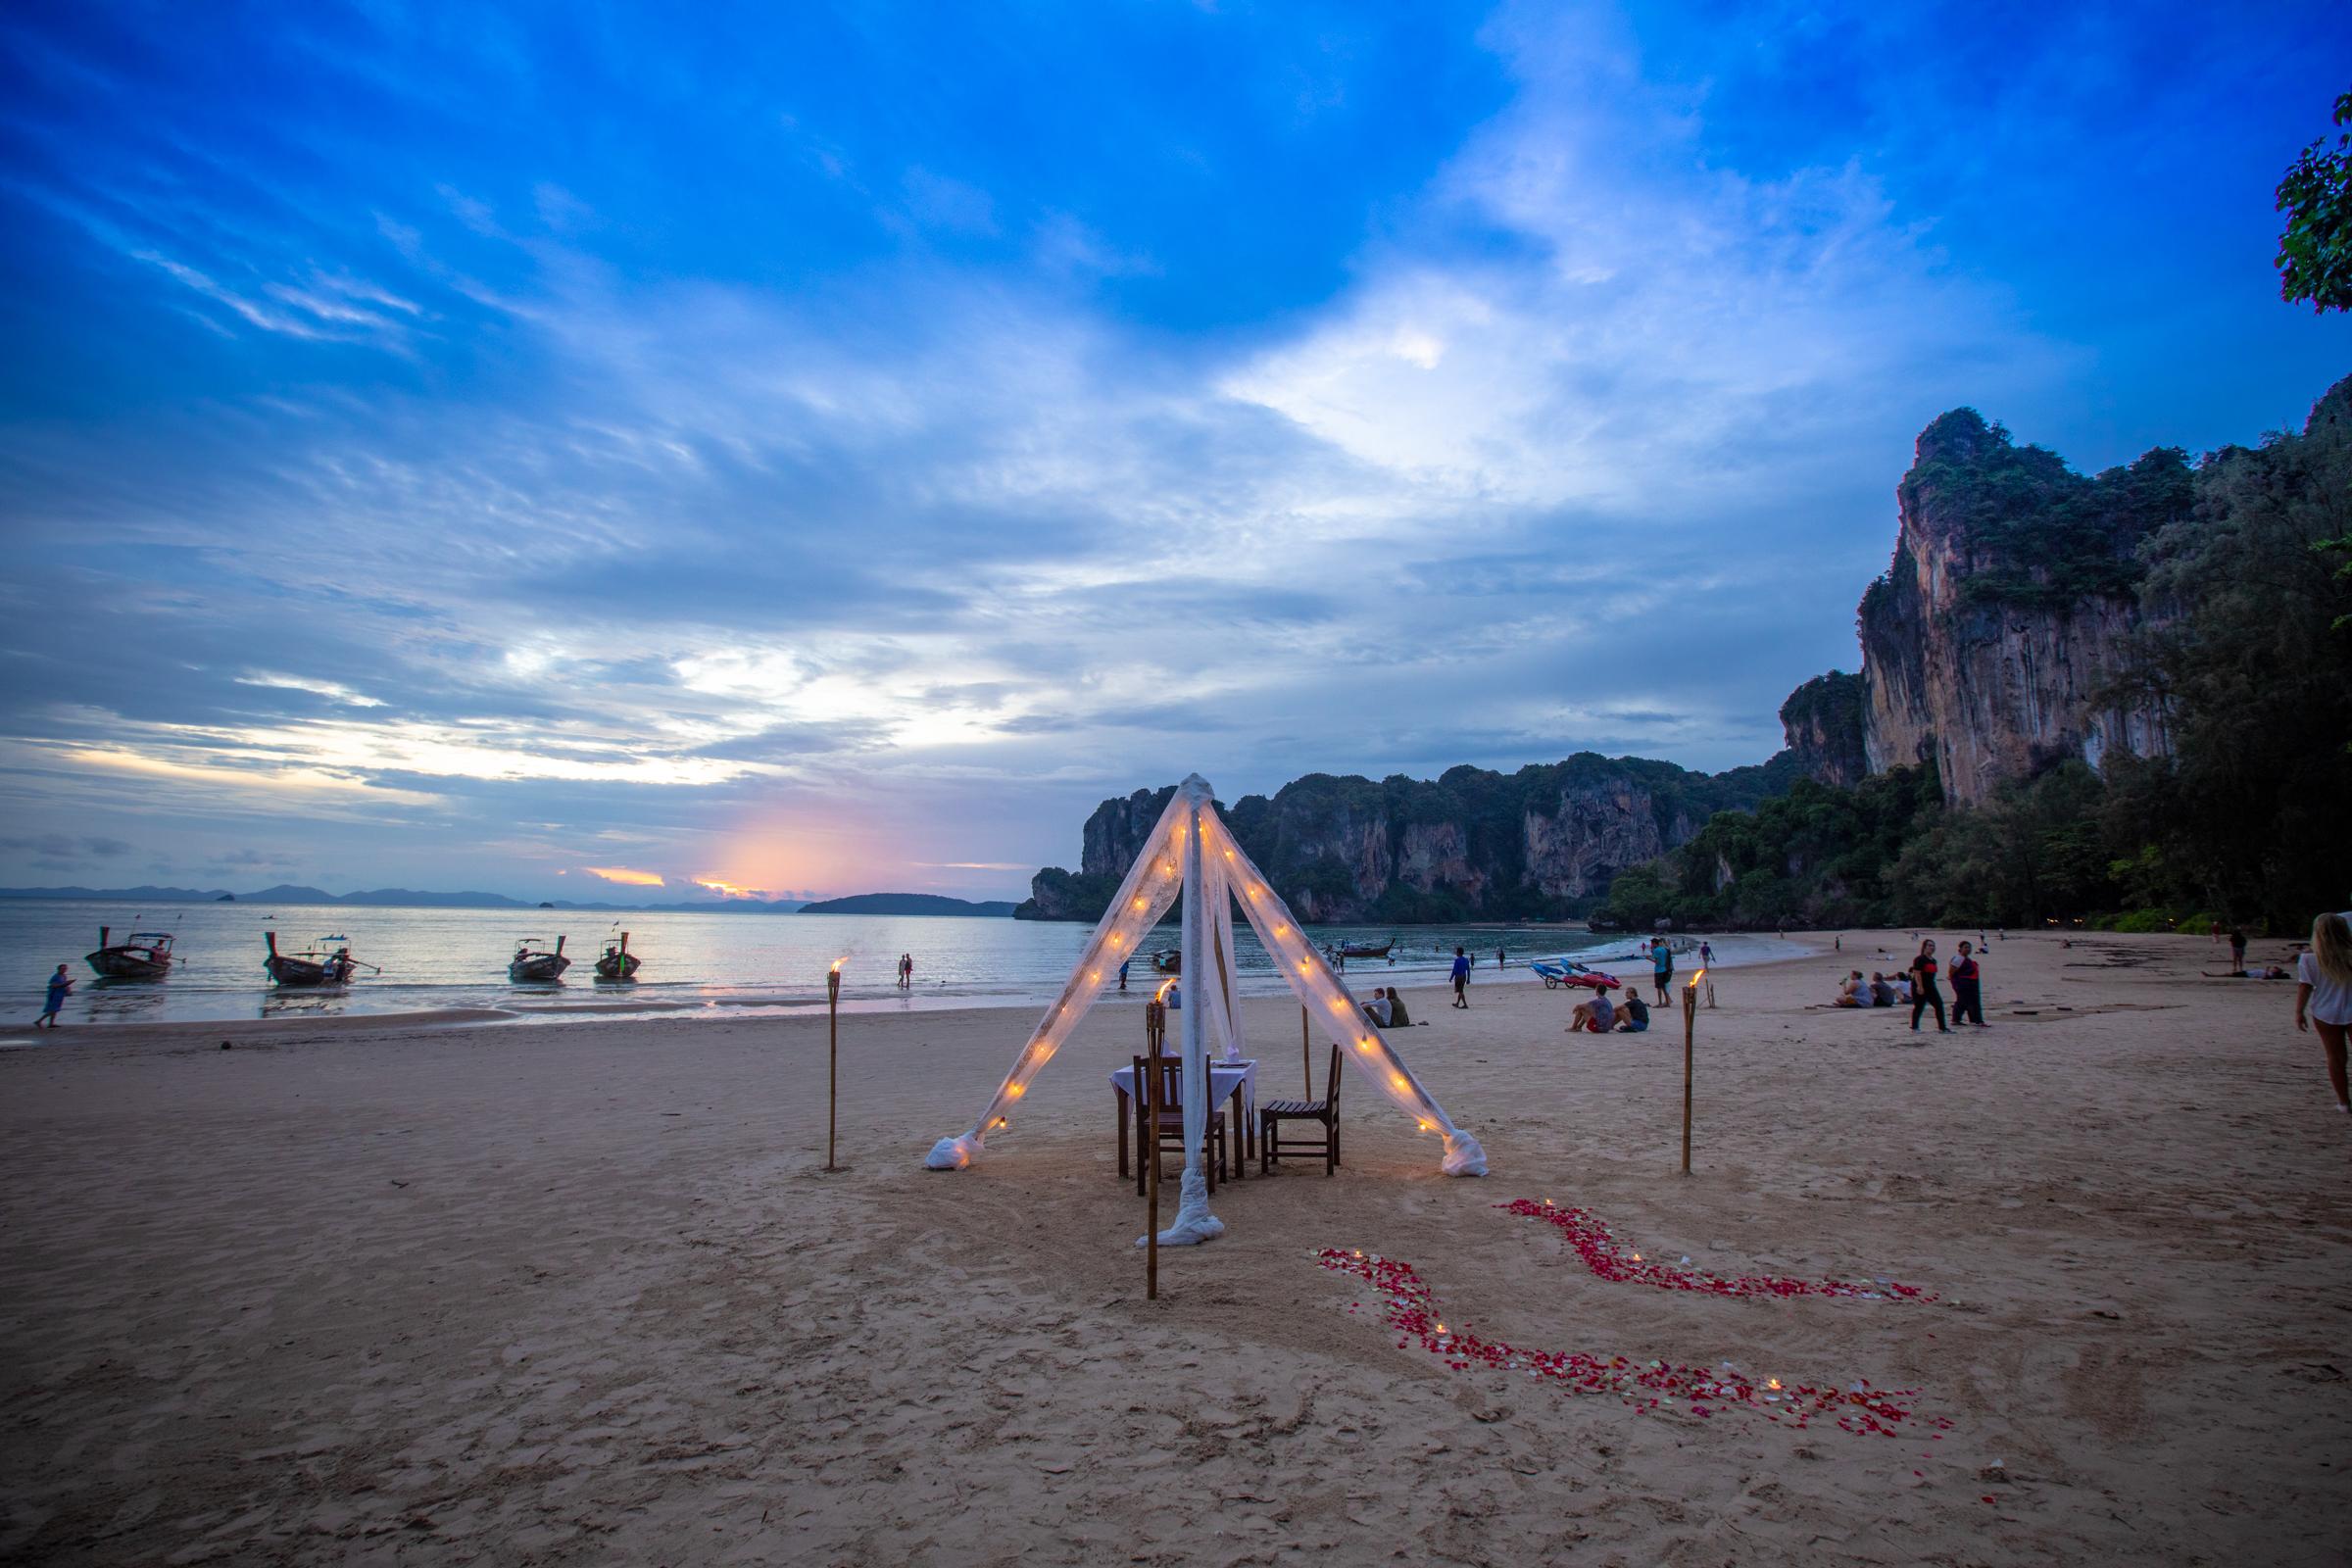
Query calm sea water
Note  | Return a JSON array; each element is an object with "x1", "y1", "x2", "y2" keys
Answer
[{"x1": 0, "y1": 900, "x2": 1758, "y2": 1029}]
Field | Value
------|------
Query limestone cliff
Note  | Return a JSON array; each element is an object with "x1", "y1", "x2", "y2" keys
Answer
[
  {"x1": 1853, "y1": 409, "x2": 2189, "y2": 806},
  {"x1": 1778, "y1": 672, "x2": 1868, "y2": 788},
  {"x1": 1015, "y1": 754, "x2": 1799, "y2": 922}
]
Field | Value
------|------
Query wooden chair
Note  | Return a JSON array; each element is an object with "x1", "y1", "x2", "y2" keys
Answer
[
  {"x1": 1133, "y1": 1054, "x2": 1226, "y2": 1197},
  {"x1": 1260, "y1": 1043, "x2": 1343, "y2": 1175}
]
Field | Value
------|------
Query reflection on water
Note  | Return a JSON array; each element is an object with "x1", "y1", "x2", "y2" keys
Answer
[
  {"x1": 259, "y1": 990, "x2": 351, "y2": 1021},
  {"x1": 83, "y1": 981, "x2": 171, "y2": 1024}
]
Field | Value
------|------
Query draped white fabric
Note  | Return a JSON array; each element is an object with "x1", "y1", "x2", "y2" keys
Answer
[
  {"x1": 925, "y1": 773, "x2": 1486, "y2": 1184},
  {"x1": 1152, "y1": 787, "x2": 1224, "y2": 1245},
  {"x1": 923, "y1": 784, "x2": 1190, "y2": 1170}
]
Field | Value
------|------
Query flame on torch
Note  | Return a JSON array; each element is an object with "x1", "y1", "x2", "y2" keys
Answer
[
  {"x1": 1686, "y1": 967, "x2": 1706, "y2": 990},
  {"x1": 830, "y1": 956, "x2": 847, "y2": 974},
  {"x1": 1154, "y1": 978, "x2": 1176, "y2": 1003}
]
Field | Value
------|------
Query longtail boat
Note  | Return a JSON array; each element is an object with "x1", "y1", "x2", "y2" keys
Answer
[
  {"x1": 86, "y1": 925, "x2": 175, "y2": 980},
  {"x1": 265, "y1": 930, "x2": 368, "y2": 987},
  {"x1": 1337, "y1": 939, "x2": 1395, "y2": 959},
  {"x1": 1151, "y1": 950, "x2": 1180, "y2": 974},
  {"x1": 594, "y1": 931, "x2": 641, "y2": 981},
  {"x1": 509, "y1": 935, "x2": 570, "y2": 983}
]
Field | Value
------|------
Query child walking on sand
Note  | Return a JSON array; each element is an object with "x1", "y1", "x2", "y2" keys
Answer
[{"x1": 2295, "y1": 912, "x2": 2352, "y2": 1114}]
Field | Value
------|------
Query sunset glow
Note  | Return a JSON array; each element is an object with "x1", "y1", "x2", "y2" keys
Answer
[{"x1": 584, "y1": 866, "x2": 666, "y2": 888}]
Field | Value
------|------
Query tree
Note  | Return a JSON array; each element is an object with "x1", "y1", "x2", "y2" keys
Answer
[{"x1": 2277, "y1": 89, "x2": 2352, "y2": 313}]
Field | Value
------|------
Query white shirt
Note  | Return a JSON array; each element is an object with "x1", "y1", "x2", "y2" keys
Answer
[{"x1": 2299, "y1": 952, "x2": 2352, "y2": 1026}]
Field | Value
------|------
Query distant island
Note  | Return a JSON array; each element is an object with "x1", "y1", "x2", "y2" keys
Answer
[{"x1": 796, "y1": 893, "x2": 1016, "y2": 917}]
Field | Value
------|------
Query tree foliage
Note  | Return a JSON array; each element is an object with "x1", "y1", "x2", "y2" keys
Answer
[{"x1": 2277, "y1": 89, "x2": 2352, "y2": 313}]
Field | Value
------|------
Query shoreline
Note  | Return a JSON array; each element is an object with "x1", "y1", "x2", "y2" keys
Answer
[{"x1": 0, "y1": 932, "x2": 1829, "y2": 1048}]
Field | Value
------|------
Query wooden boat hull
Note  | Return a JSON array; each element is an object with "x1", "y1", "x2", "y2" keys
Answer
[
  {"x1": 1338, "y1": 941, "x2": 1394, "y2": 958},
  {"x1": 1151, "y1": 951, "x2": 1180, "y2": 974},
  {"x1": 593, "y1": 952, "x2": 641, "y2": 980},
  {"x1": 510, "y1": 955, "x2": 571, "y2": 983},
  {"x1": 87, "y1": 947, "x2": 172, "y2": 980},
  {"x1": 267, "y1": 956, "x2": 350, "y2": 987}
]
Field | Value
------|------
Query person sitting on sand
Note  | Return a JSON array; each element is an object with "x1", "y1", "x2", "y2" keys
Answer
[
  {"x1": 1569, "y1": 983, "x2": 1617, "y2": 1034},
  {"x1": 1616, "y1": 991, "x2": 1650, "y2": 1032},
  {"x1": 1834, "y1": 971, "x2": 1866, "y2": 1007},
  {"x1": 1387, "y1": 988, "x2": 1413, "y2": 1027},
  {"x1": 1364, "y1": 987, "x2": 1393, "y2": 1027},
  {"x1": 1870, "y1": 972, "x2": 1895, "y2": 1007},
  {"x1": 2296, "y1": 912, "x2": 2352, "y2": 1114}
]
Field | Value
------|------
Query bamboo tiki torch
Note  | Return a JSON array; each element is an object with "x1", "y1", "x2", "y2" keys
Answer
[
  {"x1": 1681, "y1": 968, "x2": 1705, "y2": 1176},
  {"x1": 1146, "y1": 1053, "x2": 1160, "y2": 1299},
  {"x1": 826, "y1": 957, "x2": 844, "y2": 1171}
]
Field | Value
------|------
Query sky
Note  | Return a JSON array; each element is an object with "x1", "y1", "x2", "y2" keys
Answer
[{"x1": 1, "y1": 1, "x2": 2347, "y2": 904}]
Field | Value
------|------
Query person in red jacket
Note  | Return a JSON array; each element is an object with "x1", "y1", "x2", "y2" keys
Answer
[{"x1": 1950, "y1": 940, "x2": 1988, "y2": 1027}]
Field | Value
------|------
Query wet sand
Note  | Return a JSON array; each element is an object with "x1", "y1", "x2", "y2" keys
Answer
[{"x1": 2, "y1": 929, "x2": 2345, "y2": 1565}]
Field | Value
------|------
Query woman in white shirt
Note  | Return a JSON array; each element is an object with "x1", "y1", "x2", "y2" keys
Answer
[{"x1": 2295, "y1": 912, "x2": 2352, "y2": 1114}]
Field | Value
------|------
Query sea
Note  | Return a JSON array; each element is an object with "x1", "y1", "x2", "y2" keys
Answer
[{"x1": 0, "y1": 900, "x2": 1783, "y2": 1030}]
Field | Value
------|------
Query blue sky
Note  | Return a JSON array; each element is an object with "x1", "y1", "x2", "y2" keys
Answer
[{"x1": 1, "y1": 0, "x2": 2346, "y2": 902}]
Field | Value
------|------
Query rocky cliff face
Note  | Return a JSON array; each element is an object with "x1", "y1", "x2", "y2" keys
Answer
[
  {"x1": 1778, "y1": 672, "x2": 1868, "y2": 788},
  {"x1": 1851, "y1": 409, "x2": 2188, "y2": 806},
  {"x1": 1015, "y1": 754, "x2": 1799, "y2": 922}
]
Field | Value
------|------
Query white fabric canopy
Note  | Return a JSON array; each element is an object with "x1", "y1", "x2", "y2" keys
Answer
[{"x1": 924, "y1": 774, "x2": 1487, "y2": 1221}]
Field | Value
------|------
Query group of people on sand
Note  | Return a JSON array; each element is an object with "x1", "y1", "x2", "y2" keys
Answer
[
  {"x1": 1565, "y1": 982, "x2": 1650, "y2": 1034},
  {"x1": 1361, "y1": 986, "x2": 1419, "y2": 1027},
  {"x1": 1831, "y1": 937, "x2": 1987, "y2": 1034}
]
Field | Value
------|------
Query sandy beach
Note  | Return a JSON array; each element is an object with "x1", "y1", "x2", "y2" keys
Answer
[{"x1": 4, "y1": 928, "x2": 2347, "y2": 1566}]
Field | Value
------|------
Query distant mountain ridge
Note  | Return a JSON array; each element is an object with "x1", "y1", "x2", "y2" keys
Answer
[
  {"x1": 0, "y1": 883, "x2": 808, "y2": 912},
  {"x1": 796, "y1": 893, "x2": 1016, "y2": 916}
]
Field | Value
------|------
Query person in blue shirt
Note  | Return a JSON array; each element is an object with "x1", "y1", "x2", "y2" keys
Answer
[
  {"x1": 35, "y1": 963, "x2": 72, "y2": 1028},
  {"x1": 1650, "y1": 939, "x2": 1674, "y2": 1004},
  {"x1": 1118, "y1": 957, "x2": 1129, "y2": 991},
  {"x1": 1449, "y1": 947, "x2": 1471, "y2": 1009}
]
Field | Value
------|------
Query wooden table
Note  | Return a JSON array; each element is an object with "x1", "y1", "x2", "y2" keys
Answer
[{"x1": 1112, "y1": 1058, "x2": 1257, "y2": 1180}]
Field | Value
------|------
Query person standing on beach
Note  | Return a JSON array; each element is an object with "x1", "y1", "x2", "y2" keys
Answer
[
  {"x1": 2295, "y1": 912, "x2": 2352, "y2": 1114},
  {"x1": 1908, "y1": 940, "x2": 1949, "y2": 1035},
  {"x1": 1650, "y1": 938, "x2": 1673, "y2": 1004},
  {"x1": 1118, "y1": 957, "x2": 1129, "y2": 992},
  {"x1": 1699, "y1": 940, "x2": 1713, "y2": 967},
  {"x1": 1949, "y1": 940, "x2": 1988, "y2": 1027},
  {"x1": 34, "y1": 963, "x2": 72, "y2": 1028},
  {"x1": 1449, "y1": 947, "x2": 1470, "y2": 1008},
  {"x1": 1496, "y1": 947, "x2": 1506, "y2": 970},
  {"x1": 2228, "y1": 928, "x2": 2249, "y2": 976}
]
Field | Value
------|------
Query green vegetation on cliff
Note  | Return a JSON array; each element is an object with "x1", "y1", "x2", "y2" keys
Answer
[{"x1": 1607, "y1": 375, "x2": 2352, "y2": 934}]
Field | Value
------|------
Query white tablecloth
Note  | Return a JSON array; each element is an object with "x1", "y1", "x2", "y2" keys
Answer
[{"x1": 1110, "y1": 1058, "x2": 1257, "y2": 1124}]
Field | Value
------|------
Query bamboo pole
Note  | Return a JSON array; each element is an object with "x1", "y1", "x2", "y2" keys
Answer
[
  {"x1": 826, "y1": 962, "x2": 842, "y2": 1171},
  {"x1": 1301, "y1": 1004, "x2": 1311, "y2": 1097},
  {"x1": 1146, "y1": 1054, "x2": 1160, "y2": 1299},
  {"x1": 1680, "y1": 980, "x2": 1695, "y2": 1176}
]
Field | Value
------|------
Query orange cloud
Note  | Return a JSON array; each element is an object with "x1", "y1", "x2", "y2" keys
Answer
[{"x1": 585, "y1": 865, "x2": 666, "y2": 887}]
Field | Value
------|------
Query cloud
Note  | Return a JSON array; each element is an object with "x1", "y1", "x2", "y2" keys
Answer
[
  {"x1": 3, "y1": 0, "x2": 2319, "y2": 902},
  {"x1": 583, "y1": 865, "x2": 666, "y2": 887}
]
